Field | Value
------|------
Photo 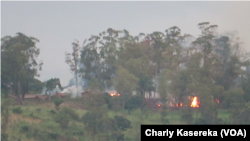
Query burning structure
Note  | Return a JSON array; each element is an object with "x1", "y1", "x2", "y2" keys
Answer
[
  {"x1": 169, "y1": 96, "x2": 199, "y2": 108},
  {"x1": 106, "y1": 87, "x2": 218, "y2": 108},
  {"x1": 169, "y1": 96, "x2": 220, "y2": 108},
  {"x1": 109, "y1": 92, "x2": 120, "y2": 97},
  {"x1": 190, "y1": 96, "x2": 199, "y2": 107}
]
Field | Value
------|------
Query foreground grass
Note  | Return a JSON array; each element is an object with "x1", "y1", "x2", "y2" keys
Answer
[{"x1": 5, "y1": 100, "x2": 231, "y2": 141}]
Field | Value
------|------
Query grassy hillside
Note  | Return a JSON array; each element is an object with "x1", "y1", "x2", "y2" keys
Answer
[{"x1": 3, "y1": 97, "x2": 231, "y2": 141}]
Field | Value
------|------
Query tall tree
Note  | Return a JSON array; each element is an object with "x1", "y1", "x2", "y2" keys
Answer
[
  {"x1": 80, "y1": 28, "x2": 135, "y2": 89},
  {"x1": 65, "y1": 40, "x2": 81, "y2": 97},
  {"x1": 111, "y1": 66, "x2": 139, "y2": 112},
  {"x1": 1, "y1": 32, "x2": 43, "y2": 104}
]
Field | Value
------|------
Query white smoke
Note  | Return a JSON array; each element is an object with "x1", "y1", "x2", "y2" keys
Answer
[
  {"x1": 178, "y1": 35, "x2": 196, "y2": 49},
  {"x1": 61, "y1": 85, "x2": 83, "y2": 98},
  {"x1": 41, "y1": 87, "x2": 46, "y2": 95},
  {"x1": 40, "y1": 85, "x2": 63, "y2": 96}
]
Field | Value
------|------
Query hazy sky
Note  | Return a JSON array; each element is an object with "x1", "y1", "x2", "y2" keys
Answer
[{"x1": 2, "y1": 1, "x2": 250, "y2": 86}]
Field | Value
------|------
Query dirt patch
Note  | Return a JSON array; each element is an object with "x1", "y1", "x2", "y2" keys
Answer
[{"x1": 9, "y1": 114, "x2": 41, "y2": 125}]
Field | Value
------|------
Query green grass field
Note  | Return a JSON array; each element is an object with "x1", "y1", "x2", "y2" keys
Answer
[{"x1": 4, "y1": 99, "x2": 231, "y2": 141}]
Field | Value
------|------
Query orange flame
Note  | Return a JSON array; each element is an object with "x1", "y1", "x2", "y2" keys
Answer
[
  {"x1": 110, "y1": 93, "x2": 115, "y2": 96},
  {"x1": 190, "y1": 96, "x2": 199, "y2": 107},
  {"x1": 157, "y1": 104, "x2": 161, "y2": 107},
  {"x1": 110, "y1": 93, "x2": 120, "y2": 97},
  {"x1": 215, "y1": 99, "x2": 219, "y2": 103},
  {"x1": 169, "y1": 97, "x2": 200, "y2": 108},
  {"x1": 170, "y1": 103, "x2": 183, "y2": 107}
]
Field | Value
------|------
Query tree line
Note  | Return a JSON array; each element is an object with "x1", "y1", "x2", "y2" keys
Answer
[{"x1": 2, "y1": 22, "x2": 250, "y2": 124}]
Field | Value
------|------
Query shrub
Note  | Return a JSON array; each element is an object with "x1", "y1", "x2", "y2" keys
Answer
[
  {"x1": 111, "y1": 133, "x2": 125, "y2": 141},
  {"x1": 180, "y1": 107, "x2": 194, "y2": 124},
  {"x1": 36, "y1": 108, "x2": 41, "y2": 113},
  {"x1": 12, "y1": 107, "x2": 22, "y2": 114},
  {"x1": 55, "y1": 113, "x2": 70, "y2": 129},
  {"x1": 53, "y1": 98, "x2": 63, "y2": 107},
  {"x1": 160, "y1": 111, "x2": 169, "y2": 124},
  {"x1": 29, "y1": 112, "x2": 34, "y2": 117},
  {"x1": 125, "y1": 95, "x2": 142, "y2": 114},
  {"x1": 104, "y1": 92, "x2": 112, "y2": 109},
  {"x1": 62, "y1": 107, "x2": 79, "y2": 121},
  {"x1": 19, "y1": 122, "x2": 30, "y2": 132},
  {"x1": 48, "y1": 132, "x2": 59, "y2": 140},
  {"x1": 54, "y1": 107, "x2": 79, "y2": 128},
  {"x1": 114, "y1": 115, "x2": 132, "y2": 131},
  {"x1": 50, "y1": 110, "x2": 56, "y2": 114}
]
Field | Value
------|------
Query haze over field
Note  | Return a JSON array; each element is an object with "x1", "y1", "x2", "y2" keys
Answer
[
  {"x1": 2, "y1": 1, "x2": 250, "y2": 86},
  {"x1": 2, "y1": 2, "x2": 250, "y2": 141}
]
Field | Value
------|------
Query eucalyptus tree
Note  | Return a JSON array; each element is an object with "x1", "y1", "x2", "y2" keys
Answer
[
  {"x1": 117, "y1": 40, "x2": 156, "y2": 102},
  {"x1": 192, "y1": 22, "x2": 218, "y2": 61},
  {"x1": 1, "y1": 32, "x2": 43, "y2": 104},
  {"x1": 156, "y1": 26, "x2": 190, "y2": 107},
  {"x1": 213, "y1": 34, "x2": 249, "y2": 91},
  {"x1": 65, "y1": 40, "x2": 81, "y2": 97},
  {"x1": 111, "y1": 66, "x2": 139, "y2": 111},
  {"x1": 188, "y1": 22, "x2": 230, "y2": 123},
  {"x1": 80, "y1": 28, "x2": 134, "y2": 89}
]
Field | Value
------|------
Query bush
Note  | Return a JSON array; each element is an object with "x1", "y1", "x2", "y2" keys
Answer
[
  {"x1": 36, "y1": 108, "x2": 41, "y2": 113},
  {"x1": 48, "y1": 132, "x2": 59, "y2": 140},
  {"x1": 50, "y1": 110, "x2": 56, "y2": 114},
  {"x1": 19, "y1": 122, "x2": 30, "y2": 132},
  {"x1": 81, "y1": 111, "x2": 105, "y2": 133},
  {"x1": 53, "y1": 98, "x2": 63, "y2": 107},
  {"x1": 12, "y1": 107, "x2": 22, "y2": 114},
  {"x1": 124, "y1": 95, "x2": 142, "y2": 114},
  {"x1": 114, "y1": 116, "x2": 132, "y2": 131},
  {"x1": 111, "y1": 133, "x2": 125, "y2": 141},
  {"x1": 54, "y1": 107, "x2": 79, "y2": 128},
  {"x1": 88, "y1": 94, "x2": 107, "y2": 108},
  {"x1": 160, "y1": 111, "x2": 169, "y2": 124},
  {"x1": 61, "y1": 107, "x2": 79, "y2": 121},
  {"x1": 55, "y1": 113, "x2": 70, "y2": 129},
  {"x1": 104, "y1": 92, "x2": 112, "y2": 109},
  {"x1": 180, "y1": 107, "x2": 194, "y2": 124}
]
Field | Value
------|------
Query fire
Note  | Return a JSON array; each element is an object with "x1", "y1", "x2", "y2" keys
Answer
[
  {"x1": 215, "y1": 99, "x2": 219, "y2": 103},
  {"x1": 190, "y1": 96, "x2": 199, "y2": 107},
  {"x1": 168, "y1": 96, "x2": 219, "y2": 108},
  {"x1": 110, "y1": 93, "x2": 115, "y2": 96},
  {"x1": 157, "y1": 104, "x2": 161, "y2": 108},
  {"x1": 169, "y1": 97, "x2": 200, "y2": 108},
  {"x1": 170, "y1": 103, "x2": 183, "y2": 107},
  {"x1": 109, "y1": 93, "x2": 120, "y2": 97}
]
